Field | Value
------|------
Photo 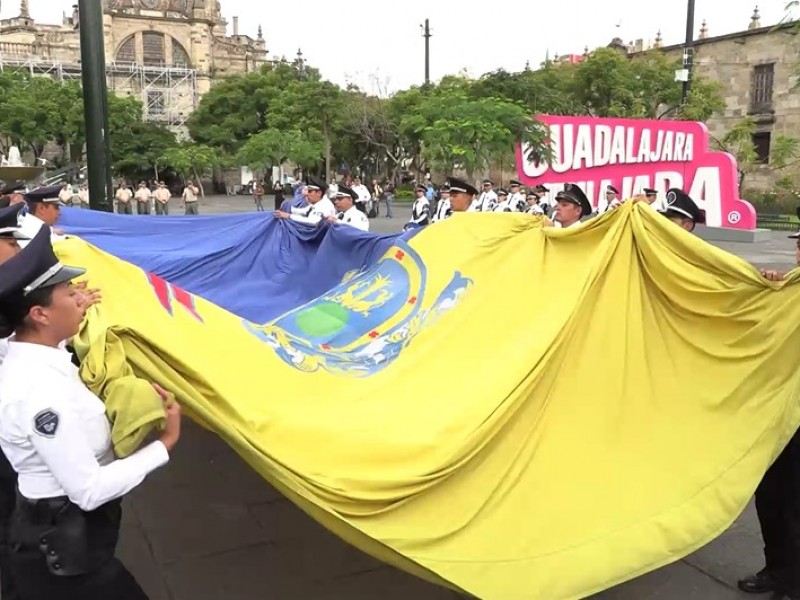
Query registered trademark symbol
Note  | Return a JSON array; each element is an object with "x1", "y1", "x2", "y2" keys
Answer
[{"x1": 728, "y1": 211, "x2": 741, "y2": 224}]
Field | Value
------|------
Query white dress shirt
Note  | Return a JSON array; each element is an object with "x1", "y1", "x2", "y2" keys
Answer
[
  {"x1": 352, "y1": 185, "x2": 371, "y2": 205},
  {"x1": 16, "y1": 214, "x2": 66, "y2": 248},
  {"x1": 289, "y1": 197, "x2": 336, "y2": 225},
  {"x1": 0, "y1": 341, "x2": 169, "y2": 511},
  {"x1": 433, "y1": 198, "x2": 451, "y2": 222},
  {"x1": 338, "y1": 205, "x2": 370, "y2": 231},
  {"x1": 471, "y1": 191, "x2": 497, "y2": 212}
]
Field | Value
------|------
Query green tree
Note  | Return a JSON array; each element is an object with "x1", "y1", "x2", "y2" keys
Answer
[
  {"x1": 237, "y1": 128, "x2": 324, "y2": 174},
  {"x1": 111, "y1": 121, "x2": 178, "y2": 181},
  {"x1": 403, "y1": 86, "x2": 549, "y2": 179},
  {"x1": 160, "y1": 143, "x2": 219, "y2": 197},
  {"x1": 713, "y1": 118, "x2": 759, "y2": 188}
]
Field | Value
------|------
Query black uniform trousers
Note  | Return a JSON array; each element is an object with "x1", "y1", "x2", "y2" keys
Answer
[
  {"x1": 756, "y1": 427, "x2": 800, "y2": 595},
  {"x1": 7, "y1": 495, "x2": 148, "y2": 600}
]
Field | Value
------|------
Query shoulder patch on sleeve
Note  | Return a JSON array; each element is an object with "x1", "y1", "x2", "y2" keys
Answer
[{"x1": 33, "y1": 409, "x2": 60, "y2": 438}]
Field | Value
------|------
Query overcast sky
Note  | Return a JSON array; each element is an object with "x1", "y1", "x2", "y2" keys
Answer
[{"x1": 4, "y1": 0, "x2": 787, "y2": 93}]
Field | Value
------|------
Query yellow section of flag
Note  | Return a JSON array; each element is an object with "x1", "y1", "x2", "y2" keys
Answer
[{"x1": 58, "y1": 203, "x2": 800, "y2": 600}]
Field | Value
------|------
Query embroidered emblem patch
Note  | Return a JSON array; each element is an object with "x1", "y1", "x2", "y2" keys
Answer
[{"x1": 33, "y1": 410, "x2": 60, "y2": 438}]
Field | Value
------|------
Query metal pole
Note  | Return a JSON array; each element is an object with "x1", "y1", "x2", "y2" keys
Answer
[
  {"x1": 424, "y1": 19, "x2": 431, "y2": 86},
  {"x1": 79, "y1": 0, "x2": 112, "y2": 211},
  {"x1": 680, "y1": 0, "x2": 696, "y2": 105}
]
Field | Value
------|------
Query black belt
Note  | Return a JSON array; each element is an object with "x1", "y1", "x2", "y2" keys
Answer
[{"x1": 15, "y1": 493, "x2": 70, "y2": 525}]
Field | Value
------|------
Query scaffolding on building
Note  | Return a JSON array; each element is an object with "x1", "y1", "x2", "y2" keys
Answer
[{"x1": 0, "y1": 48, "x2": 199, "y2": 129}]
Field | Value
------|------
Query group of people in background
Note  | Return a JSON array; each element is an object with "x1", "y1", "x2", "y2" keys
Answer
[
  {"x1": 402, "y1": 177, "x2": 695, "y2": 232},
  {"x1": 113, "y1": 181, "x2": 199, "y2": 216}
]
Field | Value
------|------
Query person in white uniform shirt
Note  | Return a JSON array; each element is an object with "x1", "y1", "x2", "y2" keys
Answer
[
  {"x1": 472, "y1": 179, "x2": 498, "y2": 212},
  {"x1": 17, "y1": 186, "x2": 66, "y2": 248},
  {"x1": 0, "y1": 227, "x2": 181, "y2": 599},
  {"x1": 440, "y1": 178, "x2": 479, "y2": 220},
  {"x1": 642, "y1": 188, "x2": 668, "y2": 212},
  {"x1": 327, "y1": 186, "x2": 370, "y2": 231},
  {"x1": 507, "y1": 180, "x2": 526, "y2": 212},
  {"x1": 493, "y1": 189, "x2": 512, "y2": 212},
  {"x1": 551, "y1": 183, "x2": 592, "y2": 229},
  {"x1": 525, "y1": 192, "x2": 545, "y2": 215},
  {"x1": 57, "y1": 184, "x2": 74, "y2": 208},
  {"x1": 404, "y1": 184, "x2": 430, "y2": 230},
  {"x1": 274, "y1": 177, "x2": 336, "y2": 225},
  {"x1": 597, "y1": 185, "x2": 621, "y2": 215},
  {"x1": 432, "y1": 187, "x2": 451, "y2": 222}
]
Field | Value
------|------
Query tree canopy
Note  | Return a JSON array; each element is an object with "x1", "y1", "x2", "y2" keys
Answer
[{"x1": 0, "y1": 44, "x2": 730, "y2": 186}]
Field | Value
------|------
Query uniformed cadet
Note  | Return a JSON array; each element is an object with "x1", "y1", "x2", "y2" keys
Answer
[
  {"x1": 274, "y1": 177, "x2": 336, "y2": 225},
  {"x1": 0, "y1": 227, "x2": 180, "y2": 600},
  {"x1": 740, "y1": 233, "x2": 800, "y2": 600},
  {"x1": 77, "y1": 185, "x2": 89, "y2": 210},
  {"x1": 507, "y1": 180, "x2": 526, "y2": 212},
  {"x1": 19, "y1": 186, "x2": 66, "y2": 247},
  {"x1": 659, "y1": 188, "x2": 705, "y2": 232},
  {"x1": 114, "y1": 184, "x2": 133, "y2": 215},
  {"x1": 442, "y1": 178, "x2": 479, "y2": 219},
  {"x1": 0, "y1": 202, "x2": 29, "y2": 599},
  {"x1": 328, "y1": 186, "x2": 370, "y2": 231},
  {"x1": 57, "y1": 184, "x2": 74, "y2": 208},
  {"x1": 641, "y1": 187, "x2": 668, "y2": 212},
  {"x1": 531, "y1": 184, "x2": 551, "y2": 215},
  {"x1": 432, "y1": 187, "x2": 451, "y2": 222},
  {"x1": 404, "y1": 184, "x2": 431, "y2": 230},
  {"x1": 525, "y1": 192, "x2": 545, "y2": 215},
  {"x1": 493, "y1": 189, "x2": 512, "y2": 212},
  {"x1": 134, "y1": 182, "x2": 152, "y2": 215},
  {"x1": 153, "y1": 182, "x2": 171, "y2": 216},
  {"x1": 472, "y1": 179, "x2": 498, "y2": 212},
  {"x1": 598, "y1": 185, "x2": 620, "y2": 214},
  {"x1": 552, "y1": 183, "x2": 592, "y2": 228}
]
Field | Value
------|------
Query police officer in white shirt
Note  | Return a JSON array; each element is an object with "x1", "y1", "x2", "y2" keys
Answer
[
  {"x1": 328, "y1": 185, "x2": 370, "y2": 231},
  {"x1": 441, "y1": 178, "x2": 479, "y2": 219},
  {"x1": 0, "y1": 202, "x2": 31, "y2": 599},
  {"x1": 598, "y1": 185, "x2": 621, "y2": 214},
  {"x1": 17, "y1": 186, "x2": 66, "y2": 248},
  {"x1": 659, "y1": 188, "x2": 705, "y2": 233},
  {"x1": 472, "y1": 179, "x2": 498, "y2": 212},
  {"x1": 551, "y1": 183, "x2": 592, "y2": 229},
  {"x1": 507, "y1": 180, "x2": 526, "y2": 212},
  {"x1": 0, "y1": 227, "x2": 181, "y2": 599},
  {"x1": 404, "y1": 184, "x2": 431, "y2": 230},
  {"x1": 432, "y1": 187, "x2": 451, "y2": 222},
  {"x1": 525, "y1": 192, "x2": 545, "y2": 215},
  {"x1": 493, "y1": 189, "x2": 512, "y2": 212},
  {"x1": 274, "y1": 177, "x2": 336, "y2": 225}
]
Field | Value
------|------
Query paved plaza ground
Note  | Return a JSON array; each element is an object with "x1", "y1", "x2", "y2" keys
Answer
[{"x1": 107, "y1": 195, "x2": 795, "y2": 599}]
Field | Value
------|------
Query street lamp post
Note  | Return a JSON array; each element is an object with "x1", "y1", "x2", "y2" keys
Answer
[
  {"x1": 680, "y1": 0, "x2": 696, "y2": 105},
  {"x1": 78, "y1": 0, "x2": 113, "y2": 211},
  {"x1": 420, "y1": 19, "x2": 431, "y2": 86}
]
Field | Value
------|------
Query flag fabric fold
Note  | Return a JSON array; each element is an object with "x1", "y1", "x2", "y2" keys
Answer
[
  {"x1": 58, "y1": 209, "x2": 406, "y2": 322},
  {"x1": 58, "y1": 203, "x2": 800, "y2": 600}
]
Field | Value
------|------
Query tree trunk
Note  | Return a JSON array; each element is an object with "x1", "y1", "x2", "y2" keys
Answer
[
  {"x1": 324, "y1": 117, "x2": 332, "y2": 180},
  {"x1": 192, "y1": 167, "x2": 205, "y2": 198},
  {"x1": 154, "y1": 164, "x2": 160, "y2": 183}
]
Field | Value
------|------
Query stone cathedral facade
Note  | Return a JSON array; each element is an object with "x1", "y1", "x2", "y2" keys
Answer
[{"x1": 0, "y1": 0, "x2": 268, "y2": 132}]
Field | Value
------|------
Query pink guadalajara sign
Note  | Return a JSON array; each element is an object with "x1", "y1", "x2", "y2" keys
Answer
[{"x1": 515, "y1": 115, "x2": 757, "y2": 230}]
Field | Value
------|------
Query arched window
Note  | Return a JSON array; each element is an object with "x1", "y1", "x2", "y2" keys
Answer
[
  {"x1": 142, "y1": 31, "x2": 165, "y2": 66},
  {"x1": 172, "y1": 40, "x2": 190, "y2": 68},
  {"x1": 115, "y1": 32, "x2": 192, "y2": 67},
  {"x1": 116, "y1": 36, "x2": 136, "y2": 63}
]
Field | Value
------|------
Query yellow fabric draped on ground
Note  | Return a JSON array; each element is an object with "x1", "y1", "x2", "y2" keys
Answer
[{"x1": 58, "y1": 203, "x2": 800, "y2": 600}]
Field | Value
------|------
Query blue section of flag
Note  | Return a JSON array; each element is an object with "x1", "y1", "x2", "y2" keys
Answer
[{"x1": 59, "y1": 209, "x2": 409, "y2": 323}]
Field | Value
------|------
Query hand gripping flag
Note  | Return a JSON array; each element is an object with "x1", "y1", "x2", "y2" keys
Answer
[{"x1": 59, "y1": 203, "x2": 800, "y2": 600}]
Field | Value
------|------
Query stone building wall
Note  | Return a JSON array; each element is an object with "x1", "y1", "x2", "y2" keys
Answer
[
  {"x1": 0, "y1": 0, "x2": 267, "y2": 134},
  {"x1": 642, "y1": 22, "x2": 800, "y2": 192}
]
